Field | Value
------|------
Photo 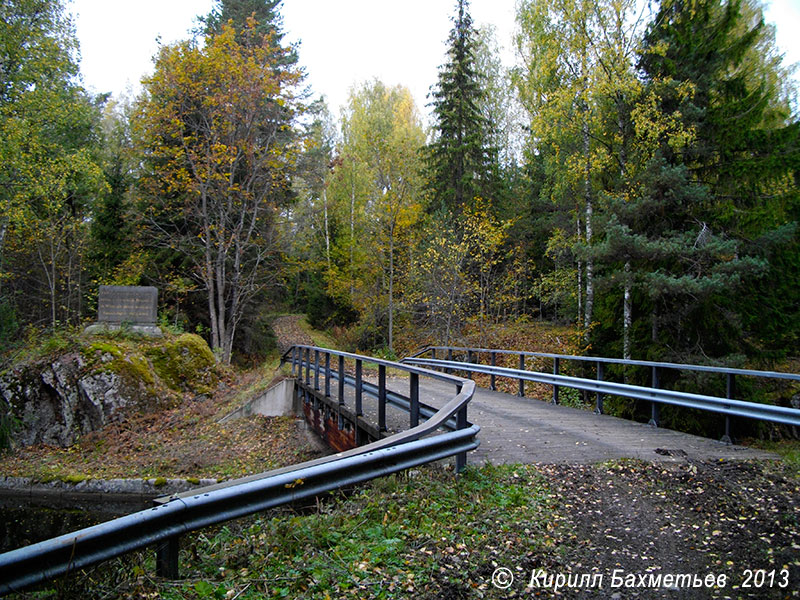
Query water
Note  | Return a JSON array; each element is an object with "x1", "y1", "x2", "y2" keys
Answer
[{"x1": 0, "y1": 496, "x2": 148, "y2": 553}]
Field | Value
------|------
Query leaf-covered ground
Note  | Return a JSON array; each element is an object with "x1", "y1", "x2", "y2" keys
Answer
[
  {"x1": 0, "y1": 366, "x2": 323, "y2": 482},
  {"x1": 16, "y1": 459, "x2": 798, "y2": 600}
]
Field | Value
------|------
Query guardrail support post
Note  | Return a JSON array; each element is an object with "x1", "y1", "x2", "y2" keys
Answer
[
  {"x1": 431, "y1": 348, "x2": 436, "y2": 360},
  {"x1": 467, "y1": 350, "x2": 474, "y2": 380},
  {"x1": 291, "y1": 347, "x2": 297, "y2": 376},
  {"x1": 410, "y1": 372, "x2": 420, "y2": 427},
  {"x1": 595, "y1": 361, "x2": 604, "y2": 414},
  {"x1": 490, "y1": 352, "x2": 497, "y2": 390},
  {"x1": 304, "y1": 348, "x2": 310, "y2": 386},
  {"x1": 518, "y1": 353, "x2": 525, "y2": 397},
  {"x1": 649, "y1": 366, "x2": 660, "y2": 427},
  {"x1": 156, "y1": 535, "x2": 180, "y2": 580},
  {"x1": 552, "y1": 358, "x2": 560, "y2": 405},
  {"x1": 446, "y1": 348, "x2": 453, "y2": 374},
  {"x1": 721, "y1": 374, "x2": 734, "y2": 444},
  {"x1": 378, "y1": 364, "x2": 387, "y2": 433},
  {"x1": 456, "y1": 383, "x2": 467, "y2": 472}
]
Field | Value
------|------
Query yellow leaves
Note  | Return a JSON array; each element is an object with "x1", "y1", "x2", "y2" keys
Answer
[
  {"x1": 629, "y1": 78, "x2": 697, "y2": 159},
  {"x1": 137, "y1": 17, "x2": 301, "y2": 213}
]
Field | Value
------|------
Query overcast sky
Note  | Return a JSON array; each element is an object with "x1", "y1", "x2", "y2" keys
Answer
[{"x1": 70, "y1": 0, "x2": 800, "y2": 119}]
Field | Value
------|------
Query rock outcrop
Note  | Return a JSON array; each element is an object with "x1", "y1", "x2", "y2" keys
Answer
[{"x1": 0, "y1": 333, "x2": 219, "y2": 448}]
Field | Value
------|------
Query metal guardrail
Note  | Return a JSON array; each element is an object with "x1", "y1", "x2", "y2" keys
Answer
[
  {"x1": 409, "y1": 346, "x2": 800, "y2": 383},
  {"x1": 404, "y1": 346, "x2": 800, "y2": 442},
  {"x1": 286, "y1": 345, "x2": 463, "y2": 436},
  {"x1": 0, "y1": 347, "x2": 477, "y2": 594}
]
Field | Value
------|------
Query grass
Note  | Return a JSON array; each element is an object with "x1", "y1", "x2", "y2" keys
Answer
[
  {"x1": 21, "y1": 464, "x2": 557, "y2": 599},
  {"x1": 7, "y1": 459, "x2": 799, "y2": 599},
  {"x1": 744, "y1": 438, "x2": 800, "y2": 473},
  {"x1": 296, "y1": 315, "x2": 339, "y2": 350}
]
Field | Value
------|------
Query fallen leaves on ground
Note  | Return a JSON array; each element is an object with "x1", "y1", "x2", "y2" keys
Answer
[{"x1": 0, "y1": 368, "x2": 324, "y2": 481}]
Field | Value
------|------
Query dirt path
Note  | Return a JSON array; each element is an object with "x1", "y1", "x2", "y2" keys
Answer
[
  {"x1": 272, "y1": 314, "x2": 314, "y2": 353},
  {"x1": 526, "y1": 460, "x2": 799, "y2": 599}
]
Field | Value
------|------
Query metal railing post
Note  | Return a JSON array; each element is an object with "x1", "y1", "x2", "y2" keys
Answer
[
  {"x1": 324, "y1": 352, "x2": 331, "y2": 398},
  {"x1": 155, "y1": 535, "x2": 180, "y2": 580},
  {"x1": 649, "y1": 366, "x2": 660, "y2": 427},
  {"x1": 410, "y1": 372, "x2": 420, "y2": 427},
  {"x1": 466, "y1": 350, "x2": 474, "y2": 380},
  {"x1": 304, "y1": 347, "x2": 311, "y2": 385},
  {"x1": 314, "y1": 349, "x2": 320, "y2": 391},
  {"x1": 518, "y1": 353, "x2": 525, "y2": 397},
  {"x1": 378, "y1": 364, "x2": 387, "y2": 433},
  {"x1": 431, "y1": 348, "x2": 436, "y2": 360},
  {"x1": 595, "y1": 361, "x2": 604, "y2": 414},
  {"x1": 722, "y1": 373, "x2": 734, "y2": 444},
  {"x1": 355, "y1": 359, "x2": 364, "y2": 445},
  {"x1": 291, "y1": 346, "x2": 297, "y2": 376},
  {"x1": 337, "y1": 354, "x2": 345, "y2": 430},
  {"x1": 490, "y1": 351, "x2": 497, "y2": 390},
  {"x1": 338, "y1": 355, "x2": 345, "y2": 407},
  {"x1": 355, "y1": 359, "x2": 363, "y2": 417},
  {"x1": 446, "y1": 348, "x2": 453, "y2": 374},
  {"x1": 552, "y1": 357, "x2": 560, "y2": 404}
]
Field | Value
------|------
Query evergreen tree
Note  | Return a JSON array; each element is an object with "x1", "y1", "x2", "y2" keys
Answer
[
  {"x1": 427, "y1": 0, "x2": 496, "y2": 215},
  {"x1": 633, "y1": 0, "x2": 800, "y2": 359},
  {"x1": 89, "y1": 98, "x2": 135, "y2": 282},
  {"x1": 204, "y1": 0, "x2": 283, "y2": 47}
]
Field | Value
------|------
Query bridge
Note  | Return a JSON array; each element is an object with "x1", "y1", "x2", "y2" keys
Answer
[
  {"x1": 290, "y1": 345, "x2": 786, "y2": 466},
  {"x1": 2, "y1": 343, "x2": 797, "y2": 592},
  {"x1": 379, "y1": 377, "x2": 775, "y2": 463}
]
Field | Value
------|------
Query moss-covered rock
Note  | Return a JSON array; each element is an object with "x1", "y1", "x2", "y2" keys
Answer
[
  {"x1": 0, "y1": 332, "x2": 220, "y2": 449},
  {"x1": 147, "y1": 333, "x2": 218, "y2": 396}
]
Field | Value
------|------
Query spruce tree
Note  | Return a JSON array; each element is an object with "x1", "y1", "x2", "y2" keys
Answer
[
  {"x1": 626, "y1": 0, "x2": 799, "y2": 360},
  {"x1": 204, "y1": 1, "x2": 280, "y2": 43},
  {"x1": 427, "y1": 0, "x2": 496, "y2": 215}
]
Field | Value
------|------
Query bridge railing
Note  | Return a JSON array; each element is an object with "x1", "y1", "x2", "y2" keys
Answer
[
  {"x1": 285, "y1": 345, "x2": 467, "y2": 443},
  {"x1": 403, "y1": 346, "x2": 800, "y2": 442},
  {"x1": 0, "y1": 347, "x2": 478, "y2": 595}
]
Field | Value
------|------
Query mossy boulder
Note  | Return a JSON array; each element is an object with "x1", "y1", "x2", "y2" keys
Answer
[
  {"x1": 0, "y1": 333, "x2": 220, "y2": 448},
  {"x1": 147, "y1": 334, "x2": 218, "y2": 396}
]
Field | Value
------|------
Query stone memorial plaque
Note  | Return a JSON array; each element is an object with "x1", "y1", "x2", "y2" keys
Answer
[
  {"x1": 85, "y1": 286, "x2": 162, "y2": 336},
  {"x1": 98, "y1": 285, "x2": 158, "y2": 324}
]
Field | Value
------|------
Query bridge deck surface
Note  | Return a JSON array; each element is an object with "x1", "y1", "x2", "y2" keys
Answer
[{"x1": 389, "y1": 376, "x2": 776, "y2": 464}]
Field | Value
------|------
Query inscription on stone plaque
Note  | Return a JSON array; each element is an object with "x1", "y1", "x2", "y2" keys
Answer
[
  {"x1": 85, "y1": 285, "x2": 162, "y2": 336},
  {"x1": 98, "y1": 286, "x2": 158, "y2": 325}
]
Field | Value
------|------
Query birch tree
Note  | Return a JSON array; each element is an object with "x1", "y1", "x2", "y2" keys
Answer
[
  {"x1": 136, "y1": 21, "x2": 302, "y2": 363},
  {"x1": 327, "y1": 82, "x2": 425, "y2": 352}
]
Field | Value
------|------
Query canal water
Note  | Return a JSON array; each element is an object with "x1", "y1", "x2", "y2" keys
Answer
[{"x1": 0, "y1": 496, "x2": 148, "y2": 554}]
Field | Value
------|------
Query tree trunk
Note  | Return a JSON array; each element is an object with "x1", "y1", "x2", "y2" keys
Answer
[
  {"x1": 215, "y1": 253, "x2": 227, "y2": 361},
  {"x1": 623, "y1": 261, "x2": 632, "y2": 360},
  {"x1": 350, "y1": 172, "x2": 355, "y2": 297},
  {"x1": 576, "y1": 214, "x2": 583, "y2": 325},
  {"x1": 583, "y1": 118, "x2": 594, "y2": 341},
  {"x1": 388, "y1": 225, "x2": 394, "y2": 353},
  {"x1": 323, "y1": 187, "x2": 331, "y2": 271}
]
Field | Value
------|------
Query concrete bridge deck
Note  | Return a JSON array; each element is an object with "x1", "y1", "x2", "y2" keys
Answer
[{"x1": 383, "y1": 376, "x2": 776, "y2": 464}]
